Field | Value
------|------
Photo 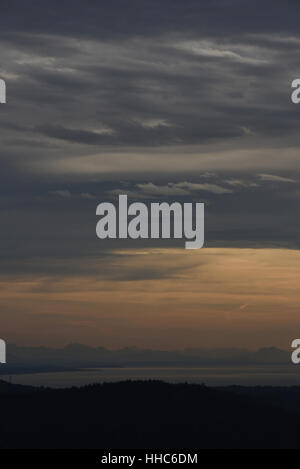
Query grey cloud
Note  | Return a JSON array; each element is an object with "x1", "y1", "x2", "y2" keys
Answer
[
  {"x1": 0, "y1": 24, "x2": 299, "y2": 176},
  {"x1": 225, "y1": 179, "x2": 258, "y2": 187},
  {"x1": 49, "y1": 189, "x2": 96, "y2": 199},
  {"x1": 136, "y1": 182, "x2": 232, "y2": 196},
  {"x1": 50, "y1": 189, "x2": 72, "y2": 198},
  {"x1": 80, "y1": 192, "x2": 96, "y2": 200},
  {"x1": 38, "y1": 125, "x2": 115, "y2": 146},
  {"x1": 258, "y1": 174, "x2": 297, "y2": 183}
]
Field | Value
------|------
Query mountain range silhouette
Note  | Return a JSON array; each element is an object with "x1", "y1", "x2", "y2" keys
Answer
[{"x1": 1, "y1": 344, "x2": 290, "y2": 374}]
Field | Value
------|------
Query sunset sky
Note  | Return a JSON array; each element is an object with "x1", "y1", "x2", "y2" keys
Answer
[
  {"x1": 1, "y1": 1, "x2": 300, "y2": 350},
  {"x1": 0, "y1": 248, "x2": 300, "y2": 349}
]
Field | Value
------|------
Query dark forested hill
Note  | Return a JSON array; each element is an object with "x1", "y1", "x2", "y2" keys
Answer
[{"x1": 0, "y1": 379, "x2": 299, "y2": 449}]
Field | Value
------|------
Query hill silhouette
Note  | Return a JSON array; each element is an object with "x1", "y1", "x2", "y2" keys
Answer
[{"x1": 0, "y1": 379, "x2": 299, "y2": 449}]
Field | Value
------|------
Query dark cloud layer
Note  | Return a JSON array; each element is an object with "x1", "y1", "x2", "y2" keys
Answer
[
  {"x1": 1, "y1": 1, "x2": 300, "y2": 275},
  {"x1": 1, "y1": 1, "x2": 300, "y2": 39}
]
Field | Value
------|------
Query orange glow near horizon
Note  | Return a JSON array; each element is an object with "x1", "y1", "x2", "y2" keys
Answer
[{"x1": 0, "y1": 248, "x2": 299, "y2": 350}]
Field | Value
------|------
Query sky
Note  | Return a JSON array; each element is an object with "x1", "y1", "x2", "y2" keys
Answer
[{"x1": 0, "y1": 0, "x2": 300, "y2": 349}]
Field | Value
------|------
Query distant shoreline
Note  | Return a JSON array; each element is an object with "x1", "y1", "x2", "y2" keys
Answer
[{"x1": 0, "y1": 362, "x2": 296, "y2": 376}]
